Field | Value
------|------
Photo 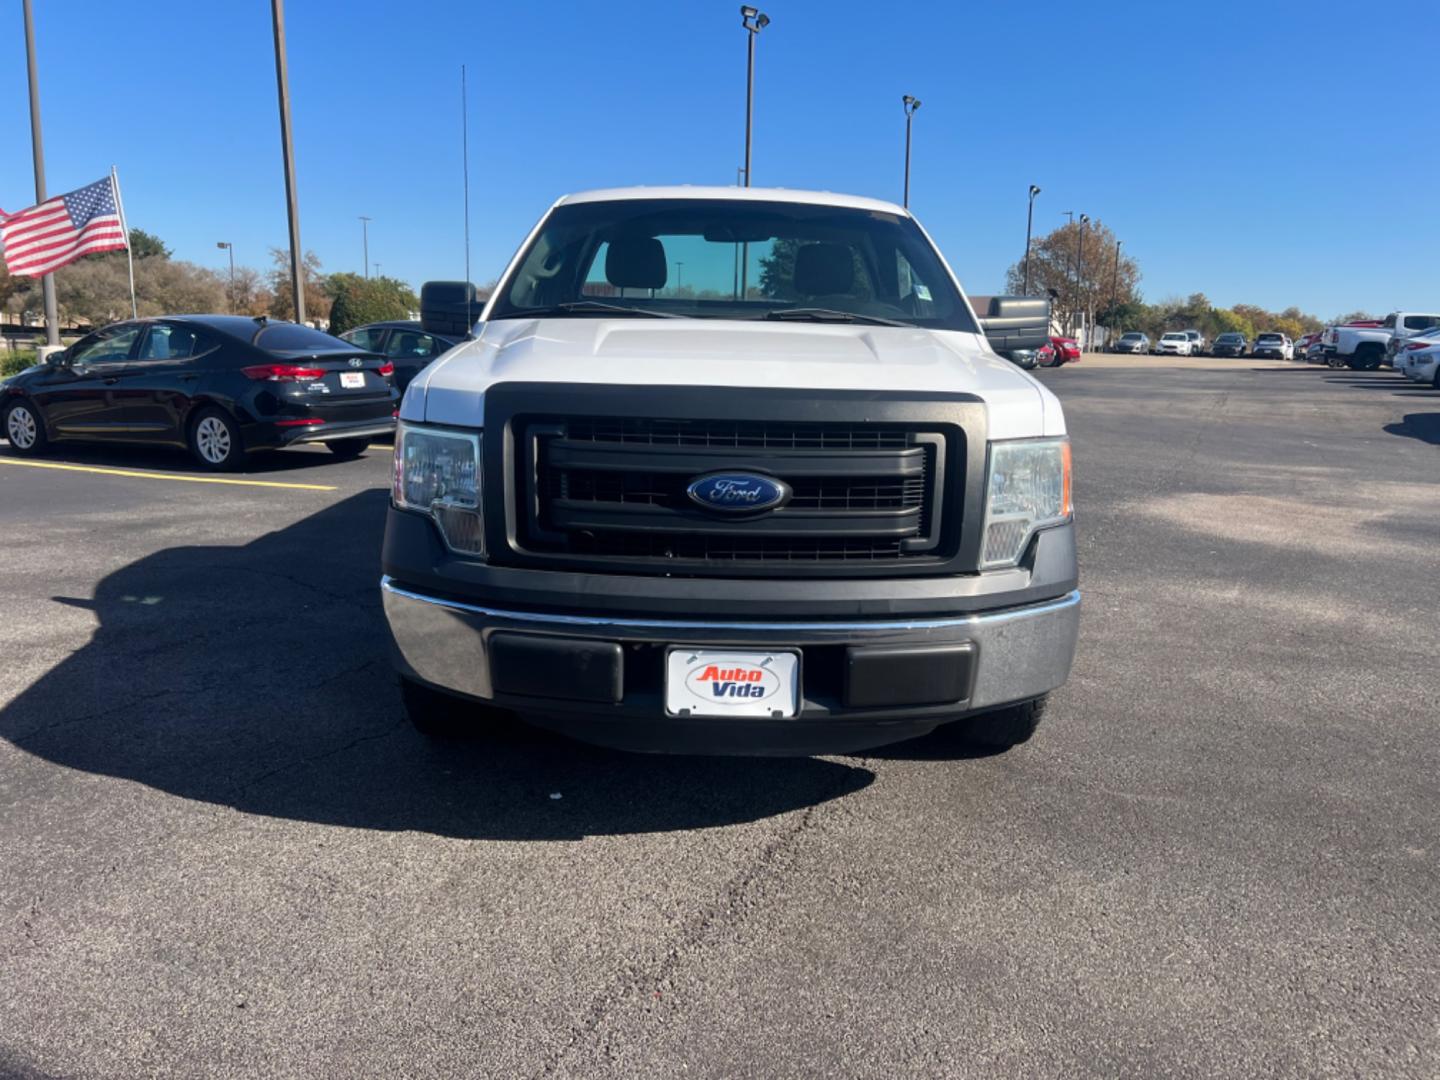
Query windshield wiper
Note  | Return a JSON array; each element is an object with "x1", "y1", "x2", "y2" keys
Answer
[
  {"x1": 758, "y1": 307, "x2": 910, "y2": 327},
  {"x1": 493, "y1": 301, "x2": 687, "y2": 320}
]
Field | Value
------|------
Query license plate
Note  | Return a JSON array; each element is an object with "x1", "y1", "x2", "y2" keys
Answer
[
  {"x1": 665, "y1": 649, "x2": 800, "y2": 719},
  {"x1": 339, "y1": 371, "x2": 366, "y2": 388}
]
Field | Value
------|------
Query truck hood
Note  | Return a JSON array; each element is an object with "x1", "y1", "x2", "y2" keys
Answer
[{"x1": 406, "y1": 318, "x2": 1064, "y2": 439}]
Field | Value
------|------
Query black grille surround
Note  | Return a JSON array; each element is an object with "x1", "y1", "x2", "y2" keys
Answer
[{"x1": 481, "y1": 383, "x2": 990, "y2": 579}]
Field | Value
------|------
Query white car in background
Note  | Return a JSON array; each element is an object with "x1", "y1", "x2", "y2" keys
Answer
[
  {"x1": 1395, "y1": 331, "x2": 1440, "y2": 386},
  {"x1": 1252, "y1": 332, "x2": 1294, "y2": 360},
  {"x1": 1156, "y1": 332, "x2": 1194, "y2": 356}
]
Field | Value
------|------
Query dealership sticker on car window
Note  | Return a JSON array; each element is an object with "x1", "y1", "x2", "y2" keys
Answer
[{"x1": 665, "y1": 649, "x2": 800, "y2": 719}]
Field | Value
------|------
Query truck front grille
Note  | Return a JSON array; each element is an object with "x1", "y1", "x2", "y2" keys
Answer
[{"x1": 516, "y1": 417, "x2": 946, "y2": 571}]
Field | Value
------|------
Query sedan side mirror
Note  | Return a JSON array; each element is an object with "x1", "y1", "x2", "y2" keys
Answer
[{"x1": 977, "y1": 296, "x2": 1051, "y2": 353}]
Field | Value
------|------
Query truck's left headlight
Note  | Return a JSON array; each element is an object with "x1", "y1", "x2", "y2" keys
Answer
[
  {"x1": 980, "y1": 437, "x2": 1072, "y2": 569},
  {"x1": 393, "y1": 421, "x2": 484, "y2": 556}
]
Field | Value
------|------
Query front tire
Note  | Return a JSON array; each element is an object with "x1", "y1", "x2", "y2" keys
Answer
[
  {"x1": 326, "y1": 437, "x2": 370, "y2": 460},
  {"x1": 3, "y1": 399, "x2": 47, "y2": 456},
  {"x1": 962, "y1": 695, "x2": 1048, "y2": 749},
  {"x1": 188, "y1": 407, "x2": 246, "y2": 471},
  {"x1": 400, "y1": 675, "x2": 515, "y2": 739}
]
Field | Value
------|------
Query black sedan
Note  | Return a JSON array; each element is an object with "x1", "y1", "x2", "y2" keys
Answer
[
  {"x1": 336, "y1": 321, "x2": 463, "y2": 390},
  {"x1": 1212, "y1": 332, "x2": 1248, "y2": 358},
  {"x1": 1, "y1": 315, "x2": 397, "y2": 471}
]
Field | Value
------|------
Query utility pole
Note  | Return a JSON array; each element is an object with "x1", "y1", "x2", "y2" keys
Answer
[
  {"x1": 216, "y1": 242, "x2": 235, "y2": 312},
  {"x1": 359, "y1": 216, "x2": 371, "y2": 279},
  {"x1": 373, "y1": 262, "x2": 380, "y2": 278},
  {"x1": 1023, "y1": 184, "x2": 1041, "y2": 294},
  {"x1": 901, "y1": 95, "x2": 921, "y2": 208},
  {"x1": 1074, "y1": 214, "x2": 1089, "y2": 341},
  {"x1": 1109, "y1": 239, "x2": 1123, "y2": 329},
  {"x1": 271, "y1": 0, "x2": 305, "y2": 324},
  {"x1": 1061, "y1": 210, "x2": 1074, "y2": 314},
  {"x1": 22, "y1": 0, "x2": 59, "y2": 350}
]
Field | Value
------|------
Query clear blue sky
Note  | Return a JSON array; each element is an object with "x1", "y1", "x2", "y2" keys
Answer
[{"x1": 4, "y1": 0, "x2": 1436, "y2": 319}]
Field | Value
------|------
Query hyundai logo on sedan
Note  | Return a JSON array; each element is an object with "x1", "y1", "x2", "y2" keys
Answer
[
  {"x1": 349, "y1": 357, "x2": 364, "y2": 368},
  {"x1": 686, "y1": 472, "x2": 790, "y2": 513}
]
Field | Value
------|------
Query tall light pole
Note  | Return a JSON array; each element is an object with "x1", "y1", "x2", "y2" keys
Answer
[
  {"x1": 739, "y1": 6, "x2": 768, "y2": 300},
  {"x1": 901, "y1": 95, "x2": 921, "y2": 208},
  {"x1": 1074, "y1": 213, "x2": 1090, "y2": 340},
  {"x1": 216, "y1": 242, "x2": 235, "y2": 313},
  {"x1": 271, "y1": 0, "x2": 305, "y2": 324},
  {"x1": 22, "y1": 0, "x2": 59, "y2": 349},
  {"x1": 740, "y1": 6, "x2": 769, "y2": 188},
  {"x1": 1023, "y1": 184, "x2": 1041, "y2": 294},
  {"x1": 373, "y1": 262, "x2": 381, "y2": 278},
  {"x1": 359, "y1": 216, "x2": 371, "y2": 279},
  {"x1": 1109, "y1": 239, "x2": 1123, "y2": 330}
]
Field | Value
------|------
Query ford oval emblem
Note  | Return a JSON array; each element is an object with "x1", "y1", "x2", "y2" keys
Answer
[{"x1": 686, "y1": 472, "x2": 790, "y2": 513}]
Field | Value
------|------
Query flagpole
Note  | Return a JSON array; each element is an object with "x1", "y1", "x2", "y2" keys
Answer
[
  {"x1": 22, "y1": 0, "x2": 60, "y2": 350},
  {"x1": 110, "y1": 167, "x2": 137, "y2": 318}
]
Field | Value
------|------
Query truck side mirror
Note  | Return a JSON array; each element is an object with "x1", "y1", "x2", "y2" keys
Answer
[
  {"x1": 420, "y1": 280, "x2": 481, "y2": 338},
  {"x1": 977, "y1": 296, "x2": 1051, "y2": 352}
]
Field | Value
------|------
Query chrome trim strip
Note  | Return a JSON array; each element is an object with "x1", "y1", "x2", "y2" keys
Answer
[{"x1": 380, "y1": 575, "x2": 1079, "y2": 633}]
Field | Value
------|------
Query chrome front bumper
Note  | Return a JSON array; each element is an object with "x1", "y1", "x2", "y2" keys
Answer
[{"x1": 382, "y1": 577, "x2": 1080, "y2": 750}]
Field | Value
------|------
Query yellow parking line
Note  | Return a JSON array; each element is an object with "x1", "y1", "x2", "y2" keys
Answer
[{"x1": 0, "y1": 457, "x2": 337, "y2": 491}]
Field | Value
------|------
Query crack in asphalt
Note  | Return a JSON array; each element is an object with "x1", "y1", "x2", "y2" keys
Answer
[
  {"x1": 228, "y1": 716, "x2": 407, "y2": 799},
  {"x1": 530, "y1": 774, "x2": 850, "y2": 1078}
]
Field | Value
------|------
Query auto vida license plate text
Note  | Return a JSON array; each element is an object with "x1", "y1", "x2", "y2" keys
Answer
[
  {"x1": 664, "y1": 649, "x2": 800, "y2": 719},
  {"x1": 340, "y1": 371, "x2": 366, "y2": 388}
]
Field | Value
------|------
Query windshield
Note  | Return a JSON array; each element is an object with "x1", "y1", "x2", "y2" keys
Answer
[
  {"x1": 1162, "y1": 333, "x2": 1185, "y2": 340},
  {"x1": 1217, "y1": 333, "x2": 1243, "y2": 342},
  {"x1": 1120, "y1": 333, "x2": 1143, "y2": 340},
  {"x1": 1257, "y1": 334, "x2": 1282, "y2": 342},
  {"x1": 253, "y1": 323, "x2": 359, "y2": 353},
  {"x1": 488, "y1": 197, "x2": 978, "y2": 331}
]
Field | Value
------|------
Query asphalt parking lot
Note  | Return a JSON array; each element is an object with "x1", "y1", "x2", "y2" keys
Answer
[{"x1": 1, "y1": 356, "x2": 1437, "y2": 1079}]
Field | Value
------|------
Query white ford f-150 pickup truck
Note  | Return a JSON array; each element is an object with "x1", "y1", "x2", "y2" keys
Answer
[{"x1": 382, "y1": 186, "x2": 1080, "y2": 754}]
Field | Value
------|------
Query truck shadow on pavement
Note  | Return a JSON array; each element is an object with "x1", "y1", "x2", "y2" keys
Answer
[
  {"x1": 1383, "y1": 413, "x2": 1440, "y2": 445},
  {"x1": 0, "y1": 490, "x2": 875, "y2": 840}
]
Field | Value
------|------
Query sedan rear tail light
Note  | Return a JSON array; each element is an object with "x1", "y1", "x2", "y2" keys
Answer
[
  {"x1": 242, "y1": 364, "x2": 327, "y2": 382},
  {"x1": 378, "y1": 361, "x2": 395, "y2": 377},
  {"x1": 1405, "y1": 341, "x2": 1432, "y2": 351}
]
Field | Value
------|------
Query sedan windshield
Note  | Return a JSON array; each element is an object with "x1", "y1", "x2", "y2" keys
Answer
[
  {"x1": 1257, "y1": 334, "x2": 1282, "y2": 342},
  {"x1": 487, "y1": 197, "x2": 978, "y2": 331}
]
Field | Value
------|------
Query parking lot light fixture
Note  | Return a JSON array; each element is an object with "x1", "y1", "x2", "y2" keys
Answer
[
  {"x1": 216, "y1": 241, "x2": 234, "y2": 313},
  {"x1": 1023, "y1": 184, "x2": 1041, "y2": 294},
  {"x1": 902, "y1": 95, "x2": 921, "y2": 209},
  {"x1": 740, "y1": 6, "x2": 769, "y2": 188}
]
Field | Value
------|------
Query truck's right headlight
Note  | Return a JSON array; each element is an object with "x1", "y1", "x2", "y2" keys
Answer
[
  {"x1": 980, "y1": 437, "x2": 1072, "y2": 568},
  {"x1": 393, "y1": 421, "x2": 484, "y2": 556}
]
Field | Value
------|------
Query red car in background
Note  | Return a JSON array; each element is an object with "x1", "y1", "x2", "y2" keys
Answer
[{"x1": 1045, "y1": 336, "x2": 1081, "y2": 366}]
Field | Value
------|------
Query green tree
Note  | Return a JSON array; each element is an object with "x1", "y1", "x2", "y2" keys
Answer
[
  {"x1": 126, "y1": 229, "x2": 170, "y2": 259},
  {"x1": 266, "y1": 248, "x2": 329, "y2": 323},
  {"x1": 326, "y1": 273, "x2": 419, "y2": 335}
]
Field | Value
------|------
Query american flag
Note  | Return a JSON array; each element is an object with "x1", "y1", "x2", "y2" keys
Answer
[{"x1": 0, "y1": 176, "x2": 128, "y2": 278}]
